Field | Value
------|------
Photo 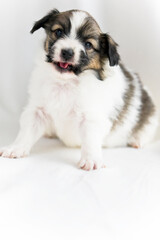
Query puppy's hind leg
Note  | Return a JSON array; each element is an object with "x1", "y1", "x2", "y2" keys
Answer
[
  {"x1": 0, "y1": 106, "x2": 48, "y2": 158},
  {"x1": 128, "y1": 114, "x2": 158, "y2": 149}
]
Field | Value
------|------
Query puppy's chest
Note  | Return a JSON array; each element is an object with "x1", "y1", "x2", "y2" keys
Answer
[
  {"x1": 48, "y1": 81, "x2": 81, "y2": 119},
  {"x1": 46, "y1": 81, "x2": 83, "y2": 145}
]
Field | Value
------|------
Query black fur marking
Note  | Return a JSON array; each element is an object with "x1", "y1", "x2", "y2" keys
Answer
[
  {"x1": 96, "y1": 70, "x2": 104, "y2": 81},
  {"x1": 30, "y1": 9, "x2": 59, "y2": 34},
  {"x1": 100, "y1": 34, "x2": 120, "y2": 66},
  {"x1": 72, "y1": 51, "x2": 89, "y2": 75},
  {"x1": 46, "y1": 41, "x2": 56, "y2": 62},
  {"x1": 46, "y1": 54, "x2": 52, "y2": 63}
]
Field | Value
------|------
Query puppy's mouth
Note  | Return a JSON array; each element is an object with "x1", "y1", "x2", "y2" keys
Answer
[{"x1": 54, "y1": 62, "x2": 73, "y2": 72}]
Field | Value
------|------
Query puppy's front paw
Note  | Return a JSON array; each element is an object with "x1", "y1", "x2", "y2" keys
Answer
[
  {"x1": 0, "y1": 145, "x2": 29, "y2": 159},
  {"x1": 78, "y1": 157, "x2": 105, "y2": 171}
]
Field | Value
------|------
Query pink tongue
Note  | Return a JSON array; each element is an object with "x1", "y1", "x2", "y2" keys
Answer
[{"x1": 59, "y1": 62, "x2": 69, "y2": 69}]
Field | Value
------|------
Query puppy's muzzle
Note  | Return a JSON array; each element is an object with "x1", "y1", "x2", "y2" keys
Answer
[{"x1": 61, "y1": 48, "x2": 74, "y2": 61}]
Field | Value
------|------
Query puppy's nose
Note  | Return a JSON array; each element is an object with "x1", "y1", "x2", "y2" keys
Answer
[{"x1": 61, "y1": 48, "x2": 74, "y2": 61}]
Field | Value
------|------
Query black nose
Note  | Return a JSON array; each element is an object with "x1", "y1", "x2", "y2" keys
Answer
[{"x1": 61, "y1": 48, "x2": 74, "y2": 61}]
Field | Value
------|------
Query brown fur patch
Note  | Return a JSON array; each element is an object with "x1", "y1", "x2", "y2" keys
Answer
[
  {"x1": 132, "y1": 88, "x2": 155, "y2": 134},
  {"x1": 111, "y1": 63, "x2": 135, "y2": 130},
  {"x1": 87, "y1": 38, "x2": 99, "y2": 50},
  {"x1": 51, "y1": 24, "x2": 63, "y2": 31},
  {"x1": 84, "y1": 54, "x2": 101, "y2": 70},
  {"x1": 44, "y1": 36, "x2": 51, "y2": 52}
]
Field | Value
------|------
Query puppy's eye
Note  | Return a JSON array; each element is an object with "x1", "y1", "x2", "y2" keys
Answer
[
  {"x1": 55, "y1": 29, "x2": 63, "y2": 38},
  {"x1": 85, "y1": 41, "x2": 93, "y2": 50}
]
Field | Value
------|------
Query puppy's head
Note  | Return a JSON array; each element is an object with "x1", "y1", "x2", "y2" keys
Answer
[{"x1": 31, "y1": 9, "x2": 119, "y2": 80}]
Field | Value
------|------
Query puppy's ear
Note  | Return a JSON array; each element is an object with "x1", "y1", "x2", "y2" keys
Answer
[
  {"x1": 100, "y1": 33, "x2": 120, "y2": 66},
  {"x1": 30, "y1": 9, "x2": 59, "y2": 34}
]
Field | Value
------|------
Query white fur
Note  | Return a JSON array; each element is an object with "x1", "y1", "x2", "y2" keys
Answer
[
  {"x1": 70, "y1": 11, "x2": 88, "y2": 38},
  {"x1": 0, "y1": 11, "x2": 158, "y2": 170}
]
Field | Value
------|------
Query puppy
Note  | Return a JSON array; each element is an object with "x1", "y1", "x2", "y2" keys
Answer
[{"x1": 0, "y1": 9, "x2": 158, "y2": 170}]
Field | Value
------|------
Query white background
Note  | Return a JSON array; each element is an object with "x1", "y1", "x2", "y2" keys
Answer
[{"x1": 0, "y1": 1, "x2": 160, "y2": 239}]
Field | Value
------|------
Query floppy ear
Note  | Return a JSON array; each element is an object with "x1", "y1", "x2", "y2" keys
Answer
[
  {"x1": 30, "y1": 9, "x2": 59, "y2": 34},
  {"x1": 100, "y1": 33, "x2": 120, "y2": 66}
]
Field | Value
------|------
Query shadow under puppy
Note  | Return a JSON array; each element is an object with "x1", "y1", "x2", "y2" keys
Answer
[{"x1": 0, "y1": 9, "x2": 158, "y2": 170}]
